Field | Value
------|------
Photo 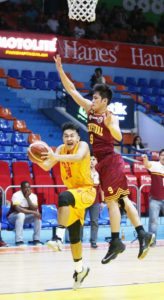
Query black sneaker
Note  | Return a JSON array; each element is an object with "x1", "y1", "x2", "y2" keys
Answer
[
  {"x1": 138, "y1": 231, "x2": 155, "y2": 259},
  {"x1": 91, "y1": 242, "x2": 98, "y2": 249},
  {"x1": 15, "y1": 241, "x2": 26, "y2": 247},
  {"x1": 101, "y1": 238, "x2": 126, "y2": 264},
  {"x1": 33, "y1": 240, "x2": 43, "y2": 246}
]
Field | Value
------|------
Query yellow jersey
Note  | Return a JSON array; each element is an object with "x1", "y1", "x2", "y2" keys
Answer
[{"x1": 60, "y1": 143, "x2": 93, "y2": 189}]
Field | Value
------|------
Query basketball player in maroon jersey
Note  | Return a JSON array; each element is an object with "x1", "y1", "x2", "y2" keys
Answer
[
  {"x1": 54, "y1": 54, "x2": 155, "y2": 263},
  {"x1": 143, "y1": 149, "x2": 164, "y2": 245}
]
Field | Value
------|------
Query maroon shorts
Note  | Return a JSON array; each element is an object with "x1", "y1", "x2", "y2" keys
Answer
[{"x1": 96, "y1": 153, "x2": 129, "y2": 201}]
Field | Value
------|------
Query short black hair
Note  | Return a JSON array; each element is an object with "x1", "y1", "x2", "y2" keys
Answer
[
  {"x1": 62, "y1": 122, "x2": 80, "y2": 135},
  {"x1": 95, "y1": 67, "x2": 102, "y2": 74},
  {"x1": 21, "y1": 181, "x2": 30, "y2": 189},
  {"x1": 93, "y1": 83, "x2": 113, "y2": 105},
  {"x1": 159, "y1": 149, "x2": 164, "y2": 156}
]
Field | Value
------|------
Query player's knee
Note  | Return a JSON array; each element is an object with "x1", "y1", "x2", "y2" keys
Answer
[{"x1": 58, "y1": 191, "x2": 75, "y2": 207}]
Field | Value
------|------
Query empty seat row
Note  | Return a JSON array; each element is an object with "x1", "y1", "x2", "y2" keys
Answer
[
  {"x1": 7, "y1": 69, "x2": 60, "y2": 82},
  {"x1": 20, "y1": 78, "x2": 60, "y2": 90},
  {"x1": 114, "y1": 76, "x2": 164, "y2": 88}
]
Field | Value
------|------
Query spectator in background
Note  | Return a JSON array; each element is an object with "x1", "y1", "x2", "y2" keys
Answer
[
  {"x1": 73, "y1": 22, "x2": 86, "y2": 38},
  {"x1": 90, "y1": 67, "x2": 106, "y2": 89},
  {"x1": 132, "y1": 135, "x2": 145, "y2": 151},
  {"x1": 143, "y1": 150, "x2": 164, "y2": 246},
  {"x1": 84, "y1": 155, "x2": 104, "y2": 248},
  {"x1": 7, "y1": 181, "x2": 42, "y2": 246},
  {"x1": 47, "y1": 13, "x2": 59, "y2": 33}
]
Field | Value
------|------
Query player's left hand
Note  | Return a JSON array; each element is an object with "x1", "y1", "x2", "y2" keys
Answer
[
  {"x1": 104, "y1": 110, "x2": 113, "y2": 127},
  {"x1": 41, "y1": 148, "x2": 55, "y2": 161}
]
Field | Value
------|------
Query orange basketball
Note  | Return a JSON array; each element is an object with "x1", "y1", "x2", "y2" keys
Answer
[{"x1": 27, "y1": 141, "x2": 49, "y2": 163}]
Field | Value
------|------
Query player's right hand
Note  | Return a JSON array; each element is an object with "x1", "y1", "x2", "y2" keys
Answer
[{"x1": 53, "y1": 54, "x2": 62, "y2": 71}]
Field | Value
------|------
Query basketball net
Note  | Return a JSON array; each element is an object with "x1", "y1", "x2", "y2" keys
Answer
[{"x1": 67, "y1": 0, "x2": 99, "y2": 22}]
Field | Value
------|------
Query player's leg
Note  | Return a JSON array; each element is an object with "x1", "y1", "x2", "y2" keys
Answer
[
  {"x1": 47, "y1": 191, "x2": 75, "y2": 251},
  {"x1": 68, "y1": 220, "x2": 90, "y2": 290},
  {"x1": 101, "y1": 199, "x2": 125, "y2": 264},
  {"x1": 122, "y1": 196, "x2": 155, "y2": 259}
]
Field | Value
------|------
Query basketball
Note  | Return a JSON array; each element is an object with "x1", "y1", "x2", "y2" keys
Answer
[{"x1": 28, "y1": 141, "x2": 50, "y2": 163}]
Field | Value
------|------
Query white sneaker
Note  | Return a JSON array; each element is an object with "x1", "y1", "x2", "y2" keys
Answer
[
  {"x1": 47, "y1": 239, "x2": 63, "y2": 251},
  {"x1": 73, "y1": 267, "x2": 90, "y2": 290}
]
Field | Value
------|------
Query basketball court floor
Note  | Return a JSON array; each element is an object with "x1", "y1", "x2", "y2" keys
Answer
[{"x1": 0, "y1": 242, "x2": 163, "y2": 300}]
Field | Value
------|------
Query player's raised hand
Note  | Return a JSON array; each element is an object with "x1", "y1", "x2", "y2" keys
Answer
[
  {"x1": 104, "y1": 110, "x2": 113, "y2": 128},
  {"x1": 53, "y1": 54, "x2": 62, "y2": 71}
]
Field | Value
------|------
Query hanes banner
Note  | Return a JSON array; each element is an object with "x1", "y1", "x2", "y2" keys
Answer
[{"x1": 0, "y1": 31, "x2": 163, "y2": 71}]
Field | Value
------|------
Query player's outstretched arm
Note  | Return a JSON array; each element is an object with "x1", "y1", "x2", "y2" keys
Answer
[
  {"x1": 54, "y1": 55, "x2": 92, "y2": 112},
  {"x1": 104, "y1": 111, "x2": 122, "y2": 142}
]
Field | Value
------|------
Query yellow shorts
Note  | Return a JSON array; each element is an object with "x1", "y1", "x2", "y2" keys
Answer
[{"x1": 66, "y1": 186, "x2": 96, "y2": 227}]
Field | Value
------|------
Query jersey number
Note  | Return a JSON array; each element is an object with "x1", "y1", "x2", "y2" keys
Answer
[{"x1": 90, "y1": 134, "x2": 94, "y2": 144}]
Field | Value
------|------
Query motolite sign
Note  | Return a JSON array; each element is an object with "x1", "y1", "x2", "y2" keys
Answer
[
  {"x1": 0, "y1": 31, "x2": 163, "y2": 71},
  {"x1": 0, "y1": 31, "x2": 57, "y2": 61}
]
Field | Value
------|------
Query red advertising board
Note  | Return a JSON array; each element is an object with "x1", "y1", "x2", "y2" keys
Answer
[{"x1": 0, "y1": 31, "x2": 163, "y2": 71}]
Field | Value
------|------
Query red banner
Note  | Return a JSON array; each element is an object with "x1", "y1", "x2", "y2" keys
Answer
[{"x1": 0, "y1": 31, "x2": 163, "y2": 71}]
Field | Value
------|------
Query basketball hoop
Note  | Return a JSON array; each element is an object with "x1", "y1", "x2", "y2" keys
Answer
[{"x1": 67, "y1": 0, "x2": 99, "y2": 22}]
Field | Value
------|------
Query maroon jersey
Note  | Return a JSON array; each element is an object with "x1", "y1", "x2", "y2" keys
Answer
[
  {"x1": 88, "y1": 110, "x2": 129, "y2": 201},
  {"x1": 88, "y1": 110, "x2": 114, "y2": 162}
]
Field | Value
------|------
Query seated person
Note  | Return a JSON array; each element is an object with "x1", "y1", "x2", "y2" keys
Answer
[
  {"x1": 132, "y1": 135, "x2": 145, "y2": 150},
  {"x1": 90, "y1": 67, "x2": 106, "y2": 88},
  {"x1": 7, "y1": 181, "x2": 42, "y2": 246}
]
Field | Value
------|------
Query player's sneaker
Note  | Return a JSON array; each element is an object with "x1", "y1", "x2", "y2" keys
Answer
[
  {"x1": 73, "y1": 267, "x2": 90, "y2": 290},
  {"x1": 101, "y1": 238, "x2": 126, "y2": 264},
  {"x1": 47, "y1": 238, "x2": 63, "y2": 251},
  {"x1": 138, "y1": 231, "x2": 155, "y2": 259}
]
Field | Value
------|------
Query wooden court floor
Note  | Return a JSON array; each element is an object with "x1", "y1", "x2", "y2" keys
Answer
[{"x1": 0, "y1": 242, "x2": 164, "y2": 300}]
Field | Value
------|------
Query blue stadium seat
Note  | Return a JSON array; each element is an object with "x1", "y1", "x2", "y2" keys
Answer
[
  {"x1": 127, "y1": 86, "x2": 139, "y2": 94},
  {"x1": 161, "y1": 80, "x2": 164, "y2": 89},
  {"x1": 149, "y1": 78, "x2": 161, "y2": 88},
  {"x1": 41, "y1": 204, "x2": 58, "y2": 228},
  {"x1": 21, "y1": 70, "x2": 33, "y2": 79},
  {"x1": 34, "y1": 71, "x2": 46, "y2": 80},
  {"x1": 47, "y1": 80, "x2": 58, "y2": 90},
  {"x1": 34, "y1": 79, "x2": 48, "y2": 90},
  {"x1": 114, "y1": 76, "x2": 125, "y2": 85},
  {"x1": 125, "y1": 77, "x2": 137, "y2": 87},
  {"x1": 20, "y1": 78, "x2": 34, "y2": 89},
  {"x1": 139, "y1": 87, "x2": 151, "y2": 96},
  {"x1": 137, "y1": 78, "x2": 148, "y2": 87},
  {"x1": 11, "y1": 132, "x2": 29, "y2": 146},
  {"x1": 151, "y1": 87, "x2": 160, "y2": 96},
  {"x1": 7, "y1": 69, "x2": 20, "y2": 79},
  {"x1": 11, "y1": 145, "x2": 28, "y2": 160},
  {"x1": 0, "y1": 145, "x2": 12, "y2": 160},
  {"x1": 0, "y1": 132, "x2": 12, "y2": 146},
  {"x1": 0, "y1": 119, "x2": 13, "y2": 132},
  {"x1": 156, "y1": 96, "x2": 164, "y2": 105},
  {"x1": 47, "y1": 71, "x2": 60, "y2": 82}
]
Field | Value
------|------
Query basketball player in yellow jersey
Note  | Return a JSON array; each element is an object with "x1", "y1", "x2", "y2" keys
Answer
[{"x1": 35, "y1": 122, "x2": 96, "y2": 290}]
